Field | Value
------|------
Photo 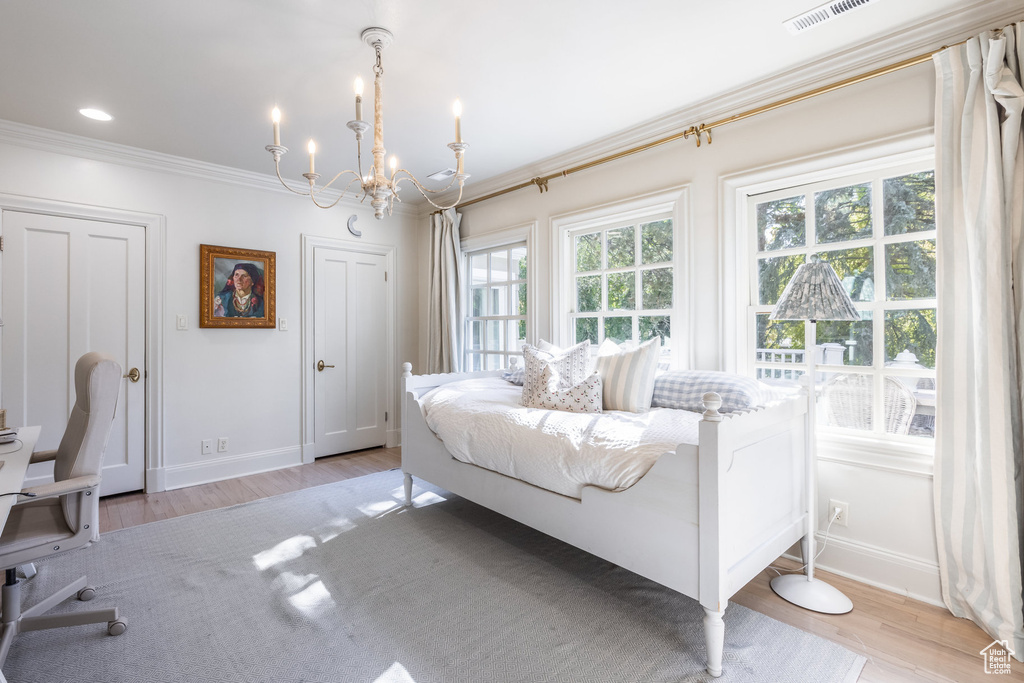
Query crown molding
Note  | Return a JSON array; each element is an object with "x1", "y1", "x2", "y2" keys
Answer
[
  {"x1": 0, "y1": 119, "x2": 419, "y2": 219},
  {"x1": 452, "y1": 0, "x2": 1021, "y2": 208}
]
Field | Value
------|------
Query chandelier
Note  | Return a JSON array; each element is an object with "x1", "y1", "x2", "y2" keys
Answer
[{"x1": 264, "y1": 27, "x2": 468, "y2": 219}]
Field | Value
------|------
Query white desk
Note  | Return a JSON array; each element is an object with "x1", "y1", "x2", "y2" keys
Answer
[{"x1": 0, "y1": 427, "x2": 40, "y2": 532}]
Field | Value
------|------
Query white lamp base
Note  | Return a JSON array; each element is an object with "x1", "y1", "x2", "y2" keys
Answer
[{"x1": 770, "y1": 574, "x2": 853, "y2": 614}]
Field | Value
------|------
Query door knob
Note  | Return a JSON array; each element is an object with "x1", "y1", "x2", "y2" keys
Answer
[
  {"x1": 317, "y1": 360, "x2": 336, "y2": 372},
  {"x1": 124, "y1": 368, "x2": 141, "y2": 383}
]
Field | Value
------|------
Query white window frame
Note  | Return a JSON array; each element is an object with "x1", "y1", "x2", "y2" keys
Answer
[
  {"x1": 461, "y1": 222, "x2": 538, "y2": 370},
  {"x1": 722, "y1": 131, "x2": 936, "y2": 475},
  {"x1": 551, "y1": 186, "x2": 691, "y2": 370}
]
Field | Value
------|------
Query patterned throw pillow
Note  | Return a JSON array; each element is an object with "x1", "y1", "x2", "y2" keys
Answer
[
  {"x1": 594, "y1": 337, "x2": 660, "y2": 412},
  {"x1": 501, "y1": 366, "x2": 525, "y2": 386},
  {"x1": 651, "y1": 370, "x2": 781, "y2": 413},
  {"x1": 521, "y1": 341, "x2": 590, "y2": 407},
  {"x1": 531, "y1": 366, "x2": 603, "y2": 413}
]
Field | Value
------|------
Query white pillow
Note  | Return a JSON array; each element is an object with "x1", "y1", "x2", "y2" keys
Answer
[
  {"x1": 521, "y1": 341, "x2": 590, "y2": 407},
  {"x1": 594, "y1": 337, "x2": 660, "y2": 412},
  {"x1": 537, "y1": 339, "x2": 562, "y2": 354},
  {"x1": 529, "y1": 366, "x2": 603, "y2": 413}
]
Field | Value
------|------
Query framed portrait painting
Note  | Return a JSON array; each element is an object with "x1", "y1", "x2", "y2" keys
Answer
[{"x1": 199, "y1": 244, "x2": 276, "y2": 328}]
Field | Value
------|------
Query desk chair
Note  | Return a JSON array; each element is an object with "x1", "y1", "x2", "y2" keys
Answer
[{"x1": 0, "y1": 352, "x2": 127, "y2": 666}]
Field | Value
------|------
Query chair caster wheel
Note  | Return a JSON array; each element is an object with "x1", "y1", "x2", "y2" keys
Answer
[
  {"x1": 77, "y1": 587, "x2": 96, "y2": 601},
  {"x1": 108, "y1": 619, "x2": 127, "y2": 636}
]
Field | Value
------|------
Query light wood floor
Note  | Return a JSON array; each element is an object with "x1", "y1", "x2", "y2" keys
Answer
[{"x1": 100, "y1": 447, "x2": 1021, "y2": 682}]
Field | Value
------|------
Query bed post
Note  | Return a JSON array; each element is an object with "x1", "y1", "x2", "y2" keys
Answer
[
  {"x1": 698, "y1": 391, "x2": 727, "y2": 678},
  {"x1": 401, "y1": 362, "x2": 413, "y2": 506}
]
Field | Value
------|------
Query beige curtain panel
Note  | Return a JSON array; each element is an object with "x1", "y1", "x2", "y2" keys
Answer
[
  {"x1": 427, "y1": 209, "x2": 464, "y2": 374},
  {"x1": 933, "y1": 23, "x2": 1024, "y2": 660}
]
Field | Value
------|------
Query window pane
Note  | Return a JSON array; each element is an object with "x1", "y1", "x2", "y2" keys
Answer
[
  {"x1": 470, "y1": 253, "x2": 488, "y2": 285},
  {"x1": 642, "y1": 267, "x2": 673, "y2": 310},
  {"x1": 607, "y1": 226, "x2": 635, "y2": 268},
  {"x1": 884, "y1": 172, "x2": 935, "y2": 236},
  {"x1": 816, "y1": 312, "x2": 873, "y2": 367},
  {"x1": 489, "y1": 286, "x2": 507, "y2": 316},
  {"x1": 576, "y1": 275, "x2": 601, "y2": 313},
  {"x1": 886, "y1": 240, "x2": 936, "y2": 300},
  {"x1": 508, "y1": 319, "x2": 524, "y2": 353},
  {"x1": 822, "y1": 373, "x2": 873, "y2": 432},
  {"x1": 469, "y1": 321, "x2": 483, "y2": 350},
  {"x1": 576, "y1": 233, "x2": 601, "y2": 272},
  {"x1": 471, "y1": 287, "x2": 485, "y2": 317},
  {"x1": 510, "y1": 246, "x2": 527, "y2": 280},
  {"x1": 490, "y1": 250, "x2": 508, "y2": 282},
  {"x1": 486, "y1": 320, "x2": 502, "y2": 351},
  {"x1": 758, "y1": 254, "x2": 805, "y2": 306},
  {"x1": 756, "y1": 313, "x2": 806, "y2": 353},
  {"x1": 888, "y1": 373, "x2": 935, "y2": 439},
  {"x1": 575, "y1": 317, "x2": 598, "y2": 345},
  {"x1": 816, "y1": 183, "x2": 872, "y2": 244},
  {"x1": 885, "y1": 309, "x2": 936, "y2": 369},
  {"x1": 640, "y1": 315, "x2": 670, "y2": 347},
  {"x1": 641, "y1": 220, "x2": 673, "y2": 264},
  {"x1": 604, "y1": 316, "x2": 633, "y2": 344},
  {"x1": 486, "y1": 354, "x2": 502, "y2": 371},
  {"x1": 510, "y1": 284, "x2": 525, "y2": 316},
  {"x1": 468, "y1": 353, "x2": 482, "y2": 371},
  {"x1": 607, "y1": 272, "x2": 635, "y2": 310},
  {"x1": 757, "y1": 195, "x2": 805, "y2": 251},
  {"x1": 816, "y1": 247, "x2": 874, "y2": 302},
  {"x1": 518, "y1": 320, "x2": 526, "y2": 342}
]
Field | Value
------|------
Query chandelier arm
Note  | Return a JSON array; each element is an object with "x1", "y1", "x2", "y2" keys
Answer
[
  {"x1": 393, "y1": 172, "x2": 464, "y2": 211},
  {"x1": 274, "y1": 161, "x2": 315, "y2": 196},
  {"x1": 392, "y1": 169, "x2": 459, "y2": 195},
  {"x1": 315, "y1": 169, "x2": 363, "y2": 195},
  {"x1": 308, "y1": 177, "x2": 365, "y2": 210}
]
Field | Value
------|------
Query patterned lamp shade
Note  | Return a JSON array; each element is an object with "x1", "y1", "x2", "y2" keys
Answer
[{"x1": 770, "y1": 258, "x2": 859, "y2": 322}]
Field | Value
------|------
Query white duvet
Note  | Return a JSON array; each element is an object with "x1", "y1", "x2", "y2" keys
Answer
[{"x1": 419, "y1": 377, "x2": 701, "y2": 499}]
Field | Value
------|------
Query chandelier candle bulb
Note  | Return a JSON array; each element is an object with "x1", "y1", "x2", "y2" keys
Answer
[
  {"x1": 354, "y1": 78, "x2": 363, "y2": 120},
  {"x1": 307, "y1": 139, "x2": 316, "y2": 174},
  {"x1": 271, "y1": 107, "x2": 281, "y2": 146},
  {"x1": 389, "y1": 155, "x2": 397, "y2": 175},
  {"x1": 453, "y1": 99, "x2": 462, "y2": 143}
]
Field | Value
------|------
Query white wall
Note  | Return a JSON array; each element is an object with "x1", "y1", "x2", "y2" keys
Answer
[
  {"x1": 0, "y1": 134, "x2": 421, "y2": 490},
  {"x1": 433, "y1": 63, "x2": 945, "y2": 604}
]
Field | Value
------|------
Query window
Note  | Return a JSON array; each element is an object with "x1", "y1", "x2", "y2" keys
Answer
[
  {"x1": 568, "y1": 216, "x2": 675, "y2": 358},
  {"x1": 465, "y1": 243, "x2": 527, "y2": 371},
  {"x1": 749, "y1": 166, "x2": 937, "y2": 440}
]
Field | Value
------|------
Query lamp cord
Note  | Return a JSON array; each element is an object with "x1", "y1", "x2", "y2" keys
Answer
[{"x1": 766, "y1": 507, "x2": 841, "y2": 577}]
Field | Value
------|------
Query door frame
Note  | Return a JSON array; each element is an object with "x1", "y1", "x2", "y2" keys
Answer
[
  {"x1": 0, "y1": 193, "x2": 166, "y2": 492},
  {"x1": 300, "y1": 234, "x2": 396, "y2": 463}
]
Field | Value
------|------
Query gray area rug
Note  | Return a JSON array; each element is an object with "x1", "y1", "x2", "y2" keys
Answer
[{"x1": 3, "y1": 470, "x2": 865, "y2": 682}]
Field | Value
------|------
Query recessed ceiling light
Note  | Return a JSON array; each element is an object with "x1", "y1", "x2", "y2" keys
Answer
[{"x1": 79, "y1": 108, "x2": 113, "y2": 122}]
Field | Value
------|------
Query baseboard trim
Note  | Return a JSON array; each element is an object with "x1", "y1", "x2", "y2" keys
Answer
[
  {"x1": 387, "y1": 429, "x2": 401, "y2": 448},
  {"x1": 162, "y1": 447, "x2": 303, "y2": 491},
  {"x1": 786, "y1": 533, "x2": 944, "y2": 607},
  {"x1": 146, "y1": 467, "x2": 167, "y2": 493}
]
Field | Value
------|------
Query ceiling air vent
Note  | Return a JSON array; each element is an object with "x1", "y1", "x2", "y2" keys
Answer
[
  {"x1": 427, "y1": 168, "x2": 457, "y2": 182},
  {"x1": 784, "y1": 0, "x2": 882, "y2": 35}
]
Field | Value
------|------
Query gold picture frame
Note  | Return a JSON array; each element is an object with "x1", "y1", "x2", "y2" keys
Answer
[{"x1": 199, "y1": 244, "x2": 276, "y2": 328}]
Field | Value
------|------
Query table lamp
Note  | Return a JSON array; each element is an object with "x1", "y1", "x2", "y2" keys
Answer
[{"x1": 769, "y1": 255, "x2": 858, "y2": 614}]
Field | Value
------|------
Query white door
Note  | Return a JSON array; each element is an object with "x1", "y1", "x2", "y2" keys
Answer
[
  {"x1": 1, "y1": 211, "x2": 146, "y2": 495},
  {"x1": 313, "y1": 246, "x2": 387, "y2": 456}
]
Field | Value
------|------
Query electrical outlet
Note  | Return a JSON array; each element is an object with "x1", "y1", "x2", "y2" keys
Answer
[
  {"x1": 201, "y1": 439, "x2": 213, "y2": 455},
  {"x1": 829, "y1": 499, "x2": 850, "y2": 527},
  {"x1": 217, "y1": 437, "x2": 228, "y2": 453}
]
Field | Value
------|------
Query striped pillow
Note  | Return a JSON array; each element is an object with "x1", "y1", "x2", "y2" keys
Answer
[{"x1": 594, "y1": 338, "x2": 660, "y2": 412}]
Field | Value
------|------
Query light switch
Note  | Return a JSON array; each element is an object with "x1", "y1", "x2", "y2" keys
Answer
[
  {"x1": 176, "y1": 314, "x2": 188, "y2": 331},
  {"x1": 279, "y1": 318, "x2": 288, "y2": 331}
]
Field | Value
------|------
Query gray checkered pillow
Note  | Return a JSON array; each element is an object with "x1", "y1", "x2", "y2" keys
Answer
[{"x1": 651, "y1": 371, "x2": 781, "y2": 413}]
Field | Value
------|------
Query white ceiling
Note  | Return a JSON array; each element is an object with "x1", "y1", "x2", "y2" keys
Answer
[{"x1": 1, "y1": 0, "x2": 1021, "y2": 203}]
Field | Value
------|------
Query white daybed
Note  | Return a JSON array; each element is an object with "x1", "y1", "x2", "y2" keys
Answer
[{"x1": 400, "y1": 363, "x2": 809, "y2": 678}]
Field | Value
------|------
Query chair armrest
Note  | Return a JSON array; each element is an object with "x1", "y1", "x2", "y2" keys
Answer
[
  {"x1": 29, "y1": 449, "x2": 58, "y2": 464},
  {"x1": 17, "y1": 475, "x2": 101, "y2": 503}
]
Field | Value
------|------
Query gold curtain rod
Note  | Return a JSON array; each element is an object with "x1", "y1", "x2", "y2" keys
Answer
[{"x1": 455, "y1": 44, "x2": 957, "y2": 211}]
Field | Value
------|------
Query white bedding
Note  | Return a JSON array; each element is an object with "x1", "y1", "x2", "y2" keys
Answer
[{"x1": 419, "y1": 377, "x2": 701, "y2": 498}]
